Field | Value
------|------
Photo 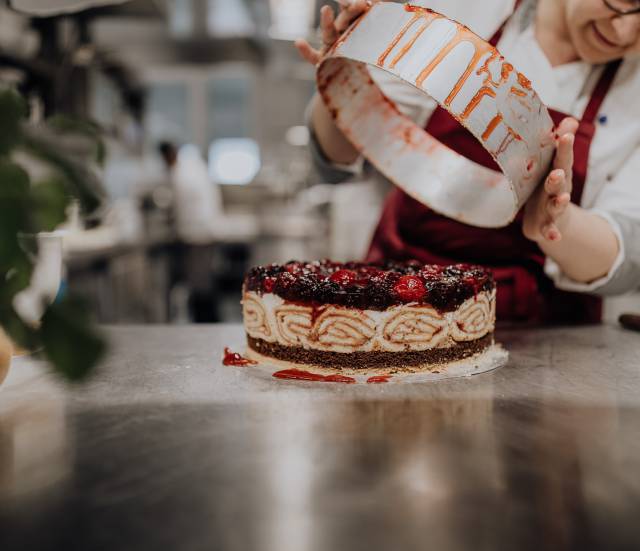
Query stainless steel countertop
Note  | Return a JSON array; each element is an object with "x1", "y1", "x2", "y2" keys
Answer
[{"x1": 1, "y1": 324, "x2": 639, "y2": 551}]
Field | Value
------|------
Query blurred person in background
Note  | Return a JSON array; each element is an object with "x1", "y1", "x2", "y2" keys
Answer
[
  {"x1": 159, "y1": 141, "x2": 221, "y2": 322},
  {"x1": 297, "y1": 0, "x2": 640, "y2": 325}
]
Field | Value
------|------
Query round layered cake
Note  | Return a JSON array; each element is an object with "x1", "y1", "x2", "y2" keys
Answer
[{"x1": 242, "y1": 260, "x2": 496, "y2": 372}]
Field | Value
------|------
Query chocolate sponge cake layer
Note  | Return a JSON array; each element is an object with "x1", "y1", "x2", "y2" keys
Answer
[{"x1": 247, "y1": 334, "x2": 493, "y2": 370}]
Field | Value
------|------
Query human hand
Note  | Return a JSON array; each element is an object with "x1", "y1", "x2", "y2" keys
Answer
[
  {"x1": 295, "y1": 0, "x2": 374, "y2": 65},
  {"x1": 523, "y1": 117, "x2": 579, "y2": 243}
]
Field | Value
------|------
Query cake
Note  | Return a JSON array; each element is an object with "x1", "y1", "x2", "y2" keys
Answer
[{"x1": 242, "y1": 260, "x2": 496, "y2": 372}]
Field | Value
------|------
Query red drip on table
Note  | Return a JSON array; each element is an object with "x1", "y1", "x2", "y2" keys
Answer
[
  {"x1": 367, "y1": 375, "x2": 392, "y2": 384},
  {"x1": 273, "y1": 369, "x2": 356, "y2": 384},
  {"x1": 223, "y1": 348, "x2": 257, "y2": 367}
]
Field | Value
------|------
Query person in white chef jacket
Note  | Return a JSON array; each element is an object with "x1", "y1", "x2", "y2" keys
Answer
[
  {"x1": 297, "y1": 0, "x2": 640, "y2": 324},
  {"x1": 159, "y1": 142, "x2": 259, "y2": 321}
]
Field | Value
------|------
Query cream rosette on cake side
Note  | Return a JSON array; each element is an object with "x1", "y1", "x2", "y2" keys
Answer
[
  {"x1": 242, "y1": 289, "x2": 496, "y2": 355},
  {"x1": 452, "y1": 290, "x2": 496, "y2": 342},
  {"x1": 378, "y1": 305, "x2": 450, "y2": 352}
]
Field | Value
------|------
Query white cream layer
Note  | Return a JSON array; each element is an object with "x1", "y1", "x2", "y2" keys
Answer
[{"x1": 242, "y1": 289, "x2": 496, "y2": 354}]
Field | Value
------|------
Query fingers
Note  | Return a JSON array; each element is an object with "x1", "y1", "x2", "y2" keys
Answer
[
  {"x1": 320, "y1": 5, "x2": 338, "y2": 47},
  {"x1": 532, "y1": 116, "x2": 578, "y2": 242},
  {"x1": 546, "y1": 192, "x2": 570, "y2": 219},
  {"x1": 297, "y1": 1, "x2": 374, "y2": 67},
  {"x1": 295, "y1": 39, "x2": 321, "y2": 65},
  {"x1": 302, "y1": 0, "x2": 372, "y2": 65},
  {"x1": 554, "y1": 116, "x2": 577, "y2": 185},
  {"x1": 541, "y1": 222, "x2": 561, "y2": 242},
  {"x1": 544, "y1": 169, "x2": 566, "y2": 196},
  {"x1": 554, "y1": 132, "x2": 575, "y2": 187},
  {"x1": 335, "y1": 0, "x2": 369, "y2": 32},
  {"x1": 556, "y1": 116, "x2": 579, "y2": 137},
  {"x1": 538, "y1": 170, "x2": 571, "y2": 242}
]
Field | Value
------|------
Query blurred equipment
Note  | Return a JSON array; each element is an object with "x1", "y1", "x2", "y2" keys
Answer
[
  {"x1": 167, "y1": 0, "x2": 255, "y2": 39},
  {"x1": 268, "y1": 0, "x2": 316, "y2": 40},
  {"x1": 9, "y1": 0, "x2": 128, "y2": 16},
  {"x1": 619, "y1": 314, "x2": 640, "y2": 332}
]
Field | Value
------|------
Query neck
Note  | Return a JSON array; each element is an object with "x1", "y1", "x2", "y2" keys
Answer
[{"x1": 535, "y1": 0, "x2": 580, "y2": 66}]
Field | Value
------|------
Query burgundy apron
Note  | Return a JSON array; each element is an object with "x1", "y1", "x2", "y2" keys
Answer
[{"x1": 366, "y1": 9, "x2": 622, "y2": 325}]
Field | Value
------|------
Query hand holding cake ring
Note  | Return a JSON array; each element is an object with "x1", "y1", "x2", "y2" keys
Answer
[
  {"x1": 296, "y1": 0, "x2": 376, "y2": 66},
  {"x1": 296, "y1": 0, "x2": 640, "y2": 325},
  {"x1": 523, "y1": 117, "x2": 579, "y2": 243},
  {"x1": 297, "y1": 0, "x2": 581, "y2": 244},
  {"x1": 298, "y1": 1, "x2": 557, "y2": 228}
]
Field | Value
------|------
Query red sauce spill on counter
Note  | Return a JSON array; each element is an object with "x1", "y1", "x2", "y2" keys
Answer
[
  {"x1": 223, "y1": 348, "x2": 257, "y2": 367},
  {"x1": 273, "y1": 369, "x2": 356, "y2": 384},
  {"x1": 325, "y1": 374, "x2": 358, "y2": 384},
  {"x1": 367, "y1": 375, "x2": 392, "y2": 384}
]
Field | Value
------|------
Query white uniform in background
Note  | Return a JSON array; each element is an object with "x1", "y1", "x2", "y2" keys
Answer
[{"x1": 171, "y1": 146, "x2": 222, "y2": 245}]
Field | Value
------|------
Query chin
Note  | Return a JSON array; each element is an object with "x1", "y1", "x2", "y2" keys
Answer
[
  {"x1": 575, "y1": 40, "x2": 618, "y2": 64},
  {"x1": 575, "y1": 26, "x2": 625, "y2": 64},
  {"x1": 579, "y1": 49, "x2": 613, "y2": 64}
]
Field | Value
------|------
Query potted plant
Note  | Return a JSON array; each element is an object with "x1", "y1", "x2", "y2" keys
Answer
[{"x1": 0, "y1": 88, "x2": 106, "y2": 382}]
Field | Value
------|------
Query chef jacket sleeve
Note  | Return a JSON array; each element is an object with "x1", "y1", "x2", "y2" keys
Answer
[
  {"x1": 544, "y1": 147, "x2": 640, "y2": 296},
  {"x1": 307, "y1": 101, "x2": 365, "y2": 184},
  {"x1": 307, "y1": 67, "x2": 437, "y2": 184}
]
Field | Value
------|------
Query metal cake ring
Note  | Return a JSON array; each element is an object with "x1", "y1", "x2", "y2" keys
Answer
[{"x1": 317, "y1": 2, "x2": 556, "y2": 228}]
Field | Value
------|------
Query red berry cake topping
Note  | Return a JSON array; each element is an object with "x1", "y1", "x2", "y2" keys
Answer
[
  {"x1": 393, "y1": 275, "x2": 426, "y2": 302},
  {"x1": 329, "y1": 269, "x2": 357, "y2": 286},
  {"x1": 244, "y1": 260, "x2": 493, "y2": 313}
]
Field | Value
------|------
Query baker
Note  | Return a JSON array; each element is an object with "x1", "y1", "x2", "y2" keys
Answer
[{"x1": 296, "y1": 0, "x2": 640, "y2": 324}]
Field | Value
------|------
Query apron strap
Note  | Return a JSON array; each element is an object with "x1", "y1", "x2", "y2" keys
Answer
[{"x1": 581, "y1": 60, "x2": 623, "y2": 124}]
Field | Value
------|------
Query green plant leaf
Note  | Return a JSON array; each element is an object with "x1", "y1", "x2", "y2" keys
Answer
[
  {"x1": 40, "y1": 295, "x2": 107, "y2": 382},
  {"x1": 0, "y1": 255, "x2": 34, "y2": 303},
  {"x1": 0, "y1": 161, "x2": 34, "y2": 276},
  {"x1": 21, "y1": 131, "x2": 105, "y2": 215},
  {"x1": 0, "y1": 304, "x2": 40, "y2": 352},
  {"x1": 0, "y1": 90, "x2": 109, "y2": 384},
  {"x1": 47, "y1": 114, "x2": 106, "y2": 165},
  {"x1": 31, "y1": 177, "x2": 71, "y2": 231},
  {"x1": 0, "y1": 90, "x2": 26, "y2": 157}
]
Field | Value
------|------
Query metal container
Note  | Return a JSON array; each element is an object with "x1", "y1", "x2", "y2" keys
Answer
[{"x1": 317, "y1": 2, "x2": 555, "y2": 228}]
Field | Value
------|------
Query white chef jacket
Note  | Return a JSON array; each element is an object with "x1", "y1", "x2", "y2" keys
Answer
[
  {"x1": 171, "y1": 147, "x2": 223, "y2": 245},
  {"x1": 310, "y1": 0, "x2": 640, "y2": 296}
]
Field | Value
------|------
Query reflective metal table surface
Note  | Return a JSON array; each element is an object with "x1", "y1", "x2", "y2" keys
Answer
[{"x1": 1, "y1": 325, "x2": 639, "y2": 551}]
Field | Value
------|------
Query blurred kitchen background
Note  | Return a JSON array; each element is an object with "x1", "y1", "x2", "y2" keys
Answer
[
  {"x1": 2, "y1": 0, "x2": 635, "y2": 326},
  {"x1": 0, "y1": 0, "x2": 387, "y2": 324}
]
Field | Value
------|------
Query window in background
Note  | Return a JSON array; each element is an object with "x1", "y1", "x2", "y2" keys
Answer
[
  {"x1": 90, "y1": 71, "x2": 120, "y2": 129},
  {"x1": 207, "y1": 0, "x2": 255, "y2": 37},
  {"x1": 207, "y1": 71, "x2": 260, "y2": 185},
  {"x1": 145, "y1": 82, "x2": 191, "y2": 148},
  {"x1": 207, "y1": 74, "x2": 252, "y2": 140},
  {"x1": 208, "y1": 138, "x2": 261, "y2": 186},
  {"x1": 167, "y1": 0, "x2": 194, "y2": 39}
]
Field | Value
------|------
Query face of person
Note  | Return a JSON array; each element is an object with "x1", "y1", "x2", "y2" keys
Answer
[{"x1": 564, "y1": 0, "x2": 640, "y2": 62}]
